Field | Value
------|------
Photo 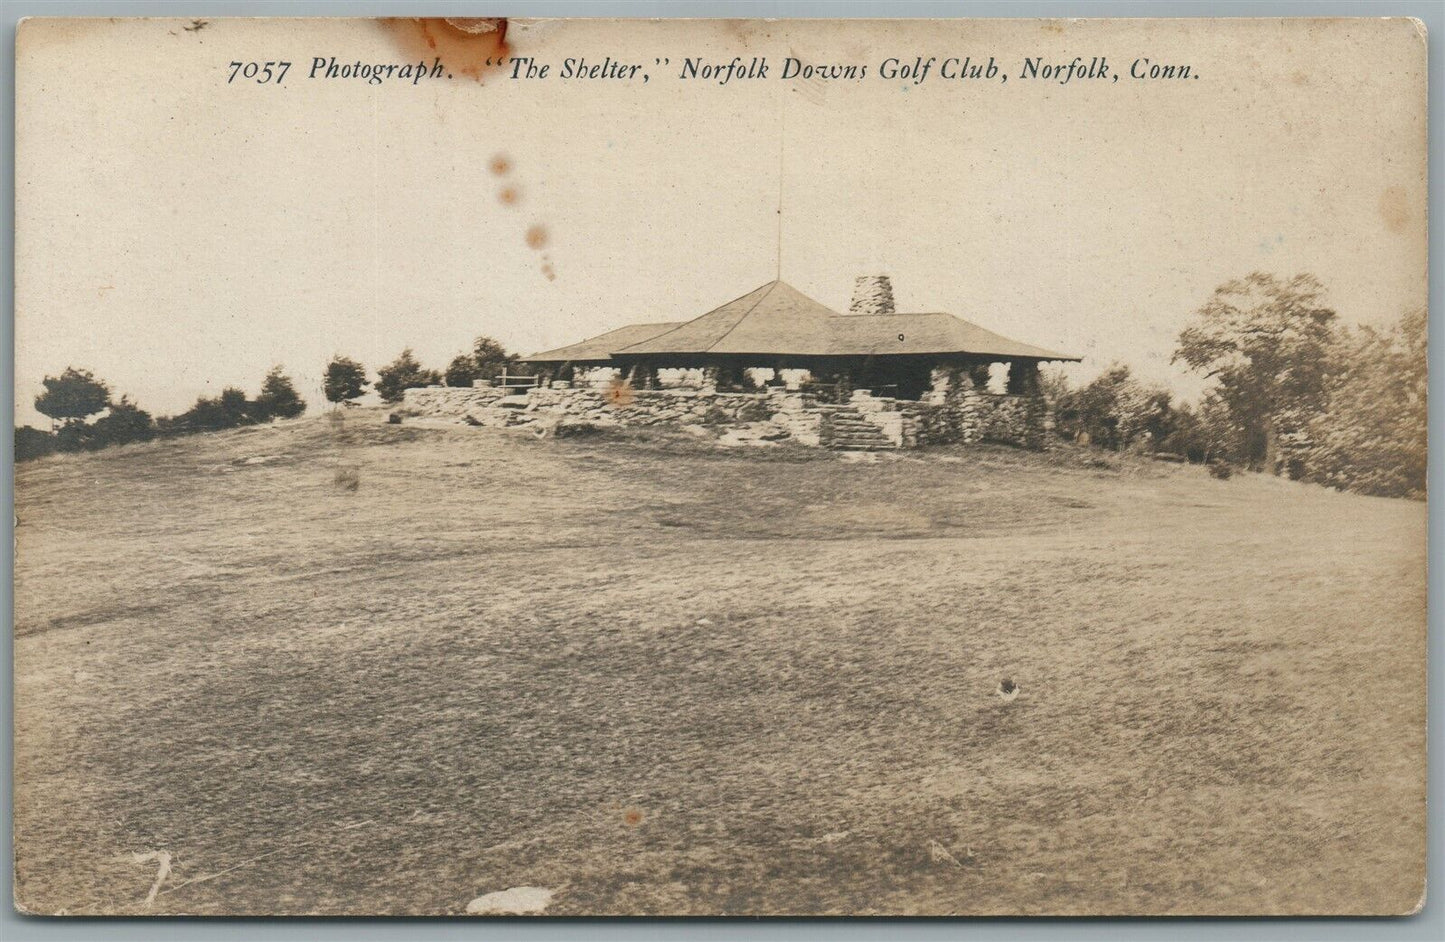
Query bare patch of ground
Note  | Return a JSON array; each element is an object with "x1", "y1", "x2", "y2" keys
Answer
[{"x1": 13, "y1": 410, "x2": 1425, "y2": 915}]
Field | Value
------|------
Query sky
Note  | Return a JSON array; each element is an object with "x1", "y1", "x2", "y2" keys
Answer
[{"x1": 15, "y1": 17, "x2": 1427, "y2": 423}]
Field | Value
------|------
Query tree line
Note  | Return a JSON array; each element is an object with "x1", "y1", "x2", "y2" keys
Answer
[
  {"x1": 15, "y1": 337, "x2": 521, "y2": 462},
  {"x1": 14, "y1": 283, "x2": 1427, "y2": 502},
  {"x1": 1046, "y1": 272, "x2": 1425, "y2": 500},
  {"x1": 323, "y1": 337, "x2": 521, "y2": 405}
]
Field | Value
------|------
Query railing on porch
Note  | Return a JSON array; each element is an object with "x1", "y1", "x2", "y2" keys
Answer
[{"x1": 491, "y1": 369, "x2": 544, "y2": 392}]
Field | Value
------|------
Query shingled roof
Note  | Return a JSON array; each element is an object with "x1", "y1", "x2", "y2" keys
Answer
[
  {"x1": 827, "y1": 311, "x2": 1077, "y2": 360},
  {"x1": 522, "y1": 321, "x2": 684, "y2": 364},
  {"x1": 523, "y1": 280, "x2": 1078, "y2": 363},
  {"x1": 618, "y1": 281, "x2": 840, "y2": 356}
]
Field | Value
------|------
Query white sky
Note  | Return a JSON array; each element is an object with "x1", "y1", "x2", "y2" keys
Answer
[{"x1": 15, "y1": 17, "x2": 1427, "y2": 423}]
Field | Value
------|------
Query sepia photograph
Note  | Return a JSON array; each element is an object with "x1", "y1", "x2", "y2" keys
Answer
[{"x1": 10, "y1": 14, "x2": 1429, "y2": 918}]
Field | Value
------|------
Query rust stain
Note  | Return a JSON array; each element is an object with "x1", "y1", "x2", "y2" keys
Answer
[
  {"x1": 498, "y1": 185, "x2": 520, "y2": 206},
  {"x1": 1379, "y1": 185, "x2": 1411, "y2": 234},
  {"x1": 489, "y1": 154, "x2": 513, "y2": 176},
  {"x1": 525, "y1": 225, "x2": 549, "y2": 251},
  {"x1": 623, "y1": 808, "x2": 644, "y2": 827},
  {"x1": 606, "y1": 379, "x2": 634, "y2": 407},
  {"x1": 381, "y1": 17, "x2": 509, "y2": 81}
]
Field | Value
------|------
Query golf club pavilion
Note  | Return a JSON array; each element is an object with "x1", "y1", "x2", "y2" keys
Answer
[{"x1": 520, "y1": 276, "x2": 1078, "y2": 401}]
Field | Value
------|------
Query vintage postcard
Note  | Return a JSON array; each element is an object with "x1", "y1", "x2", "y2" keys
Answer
[{"x1": 12, "y1": 16, "x2": 1427, "y2": 916}]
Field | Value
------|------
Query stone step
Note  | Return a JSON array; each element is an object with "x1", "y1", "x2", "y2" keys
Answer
[{"x1": 822, "y1": 407, "x2": 900, "y2": 450}]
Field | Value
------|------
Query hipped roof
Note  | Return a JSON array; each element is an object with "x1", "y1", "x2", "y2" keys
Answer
[
  {"x1": 523, "y1": 321, "x2": 684, "y2": 364},
  {"x1": 523, "y1": 280, "x2": 1079, "y2": 363}
]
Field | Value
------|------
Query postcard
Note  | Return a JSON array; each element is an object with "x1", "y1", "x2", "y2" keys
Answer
[{"x1": 12, "y1": 16, "x2": 1427, "y2": 916}]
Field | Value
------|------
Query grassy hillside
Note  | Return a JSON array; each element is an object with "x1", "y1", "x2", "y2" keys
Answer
[{"x1": 13, "y1": 411, "x2": 1426, "y2": 915}]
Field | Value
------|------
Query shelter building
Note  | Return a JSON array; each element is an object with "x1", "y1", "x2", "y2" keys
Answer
[{"x1": 522, "y1": 276, "x2": 1078, "y2": 400}]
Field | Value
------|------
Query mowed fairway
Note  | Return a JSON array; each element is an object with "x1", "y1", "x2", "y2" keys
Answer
[{"x1": 13, "y1": 411, "x2": 1426, "y2": 916}]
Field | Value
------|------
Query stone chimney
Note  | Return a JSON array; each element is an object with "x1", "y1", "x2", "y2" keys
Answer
[{"x1": 849, "y1": 275, "x2": 896, "y2": 316}]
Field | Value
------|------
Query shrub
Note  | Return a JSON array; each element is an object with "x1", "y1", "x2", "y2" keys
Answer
[
  {"x1": 14, "y1": 426, "x2": 56, "y2": 462},
  {"x1": 87, "y1": 397, "x2": 155, "y2": 447},
  {"x1": 333, "y1": 466, "x2": 360, "y2": 491},
  {"x1": 174, "y1": 387, "x2": 252, "y2": 432}
]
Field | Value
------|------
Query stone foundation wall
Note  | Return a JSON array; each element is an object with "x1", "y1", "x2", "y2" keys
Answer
[
  {"x1": 401, "y1": 384, "x2": 787, "y2": 432},
  {"x1": 399, "y1": 379, "x2": 1050, "y2": 450},
  {"x1": 401, "y1": 385, "x2": 510, "y2": 416},
  {"x1": 901, "y1": 366, "x2": 1053, "y2": 450},
  {"x1": 977, "y1": 394, "x2": 1052, "y2": 450}
]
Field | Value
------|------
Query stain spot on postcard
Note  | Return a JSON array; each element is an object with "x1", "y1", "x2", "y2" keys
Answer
[
  {"x1": 606, "y1": 380, "x2": 634, "y2": 407},
  {"x1": 526, "y1": 225, "x2": 549, "y2": 251},
  {"x1": 498, "y1": 186, "x2": 520, "y2": 206},
  {"x1": 489, "y1": 154, "x2": 512, "y2": 176},
  {"x1": 1379, "y1": 186, "x2": 1410, "y2": 233},
  {"x1": 383, "y1": 17, "x2": 509, "y2": 81}
]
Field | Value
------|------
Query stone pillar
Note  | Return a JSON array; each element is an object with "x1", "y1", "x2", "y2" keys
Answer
[
  {"x1": 927, "y1": 364, "x2": 957, "y2": 405},
  {"x1": 949, "y1": 370, "x2": 983, "y2": 444}
]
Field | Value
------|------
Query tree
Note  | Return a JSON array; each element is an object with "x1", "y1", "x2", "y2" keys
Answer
[
  {"x1": 1053, "y1": 363, "x2": 1130, "y2": 449},
  {"x1": 1174, "y1": 273, "x2": 1337, "y2": 474},
  {"x1": 324, "y1": 356, "x2": 369, "y2": 405},
  {"x1": 219, "y1": 387, "x2": 251, "y2": 423},
  {"x1": 375, "y1": 348, "x2": 441, "y2": 403},
  {"x1": 1305, "y1": 308, "x2": 1426, "y2": 498},
  {"x1": 175, "y1": 387, "x2": 252, "y2": 432},
  {"x1": 444, "y1": 353, "x2": 480, "y2": 388},
  {"x1": 254, "y1": 367, "x2": 307, "y2": 420},
  {"x1": 34, "y1": 367, "x2": 110, "y2": 429},
  {"x1": 444, "y1": 336, "x2": 519, "y2": 387},
  {"x1": 469, "y1": 336, "x2": 520, "y2": 381}
]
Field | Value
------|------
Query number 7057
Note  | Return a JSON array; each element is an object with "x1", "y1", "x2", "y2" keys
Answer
[{"x1": 228, "y1": 61, "x2": 292, "y2": 84}]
